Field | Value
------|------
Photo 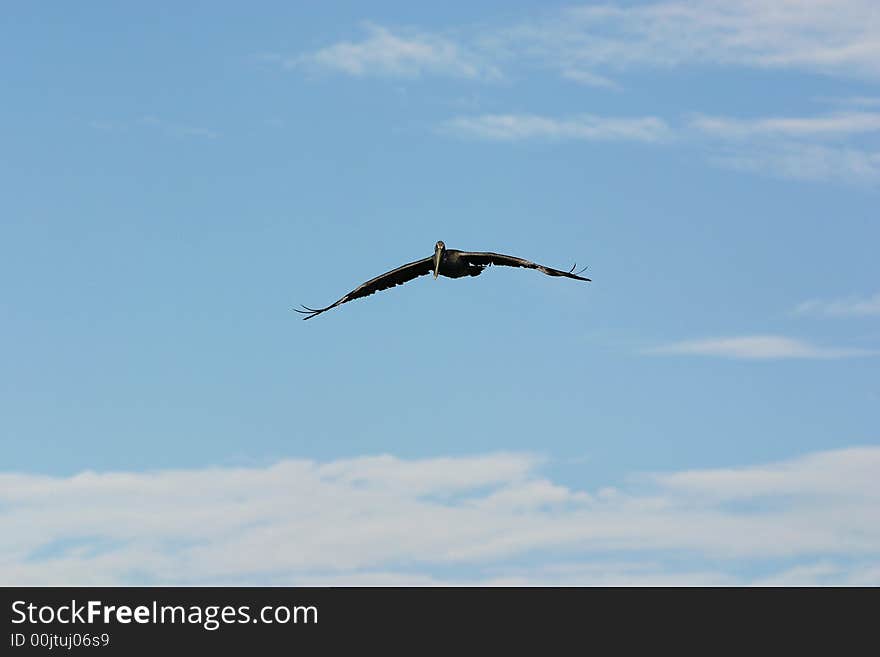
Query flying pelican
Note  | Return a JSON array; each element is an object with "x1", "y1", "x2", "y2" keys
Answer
[{"x1": 295, "y1": 240, "x2": 590, "y2": 320}]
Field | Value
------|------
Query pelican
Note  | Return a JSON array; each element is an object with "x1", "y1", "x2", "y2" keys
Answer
[{"x1": 295, "y1": 240, "x2": 590, "y2": 320}]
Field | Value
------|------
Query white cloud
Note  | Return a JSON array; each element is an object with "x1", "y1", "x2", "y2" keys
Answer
[
  {"x1": 657, "y1": 446, "x2": 880, "y2": 499},
  {"x1": 796, "y1": 292, "x2": 880, "y2": 317},
  {"x1": 292, "y1": 562, "x2": 742, "y2": 586},
  {"x1": 691, "y1": 112, "x2": 880, "y2": 139},
  {"x1": 711, "y1": 142, "x2": 880, "y2": 185},
  {"x1": 647, "y1": 335, "x2": 878, "y2": 359},
  {"x1": 290, "y1": 3, "x2": 880, "y2": 86},
  {"x1": 138, "y1": 116, "x2": 218, "y2": 140},
  {"x1": 444, "y1": 114, "x2": 672, "y2": 142},
  {"x1": 816, "y1": 96, "x2": 880, "y2": 108},
  {"x1": 280, "y1": 9, "x2": 880, "y2": 187},
  {"x1": 2, "y1": 447, "x2": 880, "y2": 585},
  {"x1": 91, "y1": 117, "x2": 218, "y2": 140},
  {"x1": 559, "y1": 68, "x2": 620, "y2": 90},
  {"x1": 752, "y1": 561, "x2": 880, "y2": 586},
  {"x1": 292, "y1": 24, "x2": 497, "y2": 80},
  {"x1": 496, "y1": 0, "x2": 880, "y2": 82},
  {"x1": 88, "y1": 120, "x2": 126, "y2": 132},
  {"x1": 292, "y1": 559, "x2": 880, "y2": 586},
  {"x1": 686, "y1": 109, "x2": 880, "y2": 184},
  {"x1": 441, "y1": 109, "x2": 880, "y2": 185},
  {"x1": 685, "y1": 110, "x2": 880, "y2": 184}
]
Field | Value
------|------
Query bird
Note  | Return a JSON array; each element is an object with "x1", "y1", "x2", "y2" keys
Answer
[{"x1": 294, "y1": 240, "x2": 590, "y2": 320}]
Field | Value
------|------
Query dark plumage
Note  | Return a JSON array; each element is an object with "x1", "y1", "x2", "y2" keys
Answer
[{"x1": 295, "y1": 240, "x2": 590, "y2": 320}]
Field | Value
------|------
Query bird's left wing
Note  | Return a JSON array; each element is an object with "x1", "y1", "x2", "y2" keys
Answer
[
  {"x1": 295, "y1": 256, "x2": 434, "y2": 320},
  {"x1": 455, "y1": 251, "x2": 591, "y2": 281}
]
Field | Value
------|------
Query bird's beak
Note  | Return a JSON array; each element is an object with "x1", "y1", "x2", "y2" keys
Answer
[{"x1": 433, "y1": 249, "x2": 441, "y2": 279}]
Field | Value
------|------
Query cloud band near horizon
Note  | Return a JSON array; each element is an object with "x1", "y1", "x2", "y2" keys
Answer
[{"x1": 2, "y1": 447, "x2": 879, "y2": 585}]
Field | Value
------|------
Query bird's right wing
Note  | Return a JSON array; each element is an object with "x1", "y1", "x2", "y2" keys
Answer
[{"x1": 295, "y1": 256, "x2": 434, "y2": 320}]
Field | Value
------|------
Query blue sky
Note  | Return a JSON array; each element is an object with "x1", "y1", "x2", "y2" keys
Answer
[{"x1": 2, "y1": 1, "x2": 879, "y2": 585}]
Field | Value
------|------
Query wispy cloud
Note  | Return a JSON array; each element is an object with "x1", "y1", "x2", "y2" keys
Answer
[
  {"x1": 647, "y1": 335, "x2": 878, "y2": 359},
  {"x1": 796, "y1": 292, "x2": 880, "y2": 317},
  {"x1": 657, "y1": 447, "x2": 880, "y2": 499},
  {"x1": 494, "y1": 0, "x2": 880, "y2": 82},
  {"x1": 90, "y1": 116, "x2": 218, "y2": 140},
  {"x1": 284, "y1": 9, "x2": 880, "y2": 188},
  {"x1": 816, "y1": 96, "x2": 880, "y2": 109},
  {"x1": 3, "y1": 447, "x2": 880, "y2": 585},
  {"x1": 559, "y1": 68, "x2": 620, "y2": 90},
  {"x1": 88, "y1": 120, "x2": 127, "y2": 132},
  {"x1": 289, "y1": 3, "x2": 880, "y2": 86},
  {"x1": 689, "y1": 110, "x2": 880, "y2": 185},
  {"x1": 289, "y1": 23, "x2": 497, "y2": 80},
  {"x1": 711, "y1": 143, "x2": 880, "y2": 185},
  {"x1": 138, "y1": 116, "x2": 218, "y2": 140},
  {"x1": 441, "y1": 110, "x2": 880, "y2": 185},
  {"x1": 443, "y1": 113, "x2": 672, "y2": 142},
  {"x1": 691, "y1": 112, "x2": 880, "y2": 139}
]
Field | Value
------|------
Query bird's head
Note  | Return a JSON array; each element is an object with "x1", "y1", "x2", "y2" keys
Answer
[{"x1": 433, "y1": 241, "x2": 445, "y2": 279}]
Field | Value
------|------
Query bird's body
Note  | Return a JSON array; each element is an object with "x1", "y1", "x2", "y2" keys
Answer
[
  {"x1": 434, "y1": 248, "x2": 483, "y2": 279},
  {"x1": 295, "y1": 240, "x2": 590, "y2": 320}
]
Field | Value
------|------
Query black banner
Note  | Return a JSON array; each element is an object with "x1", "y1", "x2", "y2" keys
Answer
[{"x1": 1, "y1": 587, "x2": 872, "y2": 652}]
